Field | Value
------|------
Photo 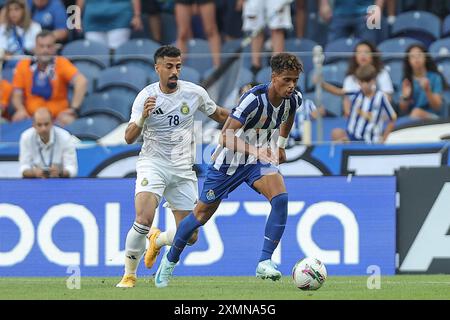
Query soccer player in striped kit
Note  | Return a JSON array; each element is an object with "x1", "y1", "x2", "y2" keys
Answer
[
  {"x1": 332, "y1": 64, "x2": 397, "y2": 143},
  {"x1": 153, "y1": 52, "x2": 304, "y2": 288}
]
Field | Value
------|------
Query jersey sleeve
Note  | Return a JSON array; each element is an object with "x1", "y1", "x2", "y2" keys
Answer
[
  {"x1": 129, "y1": 89, "x2": 148, "y2": 123},
  {"x1": 197, "y1": 86, "x2": 217, "y2": 116},
  {"x1": 230, "y1": 93, "x2": 258, "y2": 124},
  {"x1": 381, "y1": 93, "x2": 397, "y2": 121},
  {"x1": 289, "y1": 90, "x2": 303, "y2": 116}
]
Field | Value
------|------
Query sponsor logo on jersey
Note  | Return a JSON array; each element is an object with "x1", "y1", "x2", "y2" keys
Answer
[
  {"x1": 181, "y1": 102, "x2": 190, "y2": 115},
  {"x1": 206, "y1": 189, "x2": 215, "y2": 201},
  {"x1": 153, "y1": 108, "x2": 164, "y2": 115},
  {"x1": 141, "y1": 178, "x2": 149, "y2": 186}
]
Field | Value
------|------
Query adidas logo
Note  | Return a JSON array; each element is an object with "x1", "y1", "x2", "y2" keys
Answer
[{"x1": 153, "y1": 108, "x2": 164, "y2": 115}]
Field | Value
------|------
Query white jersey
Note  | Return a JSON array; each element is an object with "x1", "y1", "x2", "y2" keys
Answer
[{"x1": 129, "y1": 80, "x2": 217, "y2": 170}]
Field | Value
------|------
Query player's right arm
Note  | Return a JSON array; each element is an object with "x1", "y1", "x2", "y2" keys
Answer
[
  {"x1": 220, "y1": 117, "x2": 277, "y2": 165},
  {"x1": 125, "y1": 96, "x2": 156, "y2": 144}
]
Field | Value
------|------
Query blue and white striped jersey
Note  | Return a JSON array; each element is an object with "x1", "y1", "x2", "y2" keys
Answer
[
  {"x1": 346, "y1": 90, "x2": 397, "y2": 143},
  {"x1": 212, "y1": 83, "x2": 303, "y2": 175}
]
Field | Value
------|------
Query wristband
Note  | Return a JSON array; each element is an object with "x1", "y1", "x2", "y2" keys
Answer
[
  {"x1": 135, "y1": 116, "x2": 145, "y2": 128},
  {"x1": 277, "y1": 136, "x2": 288, "y2": 149}
]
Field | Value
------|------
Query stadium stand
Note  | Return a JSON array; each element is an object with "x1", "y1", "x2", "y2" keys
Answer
[
  {"x1": 113, "y1": 38, "x2": 160, "y2": 66},
  {"x1": 96, "y1": 65, "x2": 148, "y2": 94},
  {"x1": 378, "y1": 37, "x2": 424, "y2": 62},
  {"x1": 183, "y1": 38, "x2": 215, "y2": 75},
  {"x1": 324, "y1": 37, "x2": 361, "y2": 64},
  {"x1": 307, "y1": 61, "x2": 348, "y2": 91},
  {"x1": 443, "y1": 14, "x2": 450, "y2": 38},
  {"x1": 61, "y1": 39, "x2": 110, "y2": 70},
  {"x1": 64, "y1": 114, "x2": 122, "y2": 141},
  {"x1": 79, "y1": 91, "x2": 134, "y2": 122},
  {"x1": 179, "y1": 66, "x2": 201, "y2": 84},
  {"x1": 429, "y1": 38, "x2": 450, "y2": 62},
  {"x1": 391, "y1": 11, "x2": 441, "y2": 46},
  {"x1": 285, "y1": 38, "x2": 318, "y2": 75}
]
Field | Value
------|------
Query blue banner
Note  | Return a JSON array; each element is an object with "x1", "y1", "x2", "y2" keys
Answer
[{"x1": 0, "y1": 177, "x2": 396, "y2": 277}]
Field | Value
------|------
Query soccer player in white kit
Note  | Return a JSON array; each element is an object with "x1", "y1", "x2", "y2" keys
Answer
[{"x1": 116, "y1": 46, "x2": 229, "y2": 288}]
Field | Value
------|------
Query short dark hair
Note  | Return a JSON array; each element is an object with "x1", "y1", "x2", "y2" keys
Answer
[
  {"x1": 355, "y1": 64, "x2": 377, "y2": 82},
  {"x1": 270, "y1": 53, "x2": 303, "y2": 75},
  {"x1": 154, "y1": 45, "x2": 181, "y2": 63},
  {"x1": 36, "y1": 29, "x2": 55, "y2": 41}
]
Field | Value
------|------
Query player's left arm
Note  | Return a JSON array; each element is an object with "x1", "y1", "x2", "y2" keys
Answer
[
  {"x1": 277, "y1": 111, "x2": 295, "y2": 164},
  {"x1": 208, "y1": 106, "x2": 230, "y2": 124}
]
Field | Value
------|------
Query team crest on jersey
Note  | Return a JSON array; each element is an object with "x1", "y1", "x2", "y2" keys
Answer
[
  {"x1": 181, "y1": 102, "x2": 190, "y2": 115},
  {"x1": 141, "y1": 178, "x2": 149, "y2": 186},
  {"x1": 206, "y1": 189, "x2": 215, "y2": 201}
]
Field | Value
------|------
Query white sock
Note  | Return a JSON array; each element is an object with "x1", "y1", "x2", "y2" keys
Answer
[
  {"x1": 155, "y1": 228, "x2": 176, "y2": 248},
  {"x1": 124, "y1": 222, "x2": 150, "y2": 275}
]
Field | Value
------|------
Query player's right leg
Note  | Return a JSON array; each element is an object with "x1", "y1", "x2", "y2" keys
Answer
[{"x1": 116, "y1": 192, "x2": 159, "y2": 288}]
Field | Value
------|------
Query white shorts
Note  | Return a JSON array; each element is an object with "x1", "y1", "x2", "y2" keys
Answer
[
  {"x1": 135, "y1": 160, "x2": 198, "y2": 211},
  {"x1": 85, "y1": 28, "x2": 131, "y2": 49},
  {"x1": 242, "y1": 0, "x2": 293, "y2": 33}
]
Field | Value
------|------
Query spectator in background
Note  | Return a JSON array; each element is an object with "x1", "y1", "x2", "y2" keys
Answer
[
  {"x1": 399, "y1": 44, "x2": 446, "y2": 120},
  {"x1": 174, "y1": 0, "x2": 221, "y2": 67},
  {"x1": 0, "y1": 0, "x2": 41, "y2": 66},
  {"x1": 76, "y1": 0, "x2": 143, "y2": 50},
  {"x1": 294, "y1": 0, "x2": 306, "y2": 39},
  {"x1": 11, "y1": 30, "x2": 87, "y2": 124},
  {"x1": 142, "y1": 0, "x2": 161, "y2": 43},
  {"x1": 218, "y1": 0, "x2": 243, "y2": 42},
  {"x1": 28, "y1": 0, "x2": 68, "y2": 43},
  {"x1": 317, "y1": 41, "x2": 393, "y2": 117},
  {"x1": 0, "y1": 74, "x2": 13, "y2": 120},
  {"x1": 332, "y1": 64, "x2": 397, "y2": 144},
  {"x1": 242, "y1": 0, "x2": 292, "y2": 75},
  {"x1": 19, "y1": 107, "x2": 78, "y2": 178},
  {"x1": 318, "y1": 0, "x2": 384, "y2": 44}
]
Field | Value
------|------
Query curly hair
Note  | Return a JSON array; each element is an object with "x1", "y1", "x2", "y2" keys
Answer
[
  {"x1": 270, "y1": 53, "x2": 303, "y2": 75},
  {"x1": 153, "y1": 45, "x2": 181, "y2": 63}
]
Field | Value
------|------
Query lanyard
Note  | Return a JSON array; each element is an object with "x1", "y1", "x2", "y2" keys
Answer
[{"x1": 38, "y1": 132, "x2": 56, "y2": 168}]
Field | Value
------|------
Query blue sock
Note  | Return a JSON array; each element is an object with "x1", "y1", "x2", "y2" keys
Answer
[
  {"x1": 167, "y1": 213, "x2": 202, "y2": 263},
  {"x1": 260, "y1": 193, "x2": 288, "y2": 262}
]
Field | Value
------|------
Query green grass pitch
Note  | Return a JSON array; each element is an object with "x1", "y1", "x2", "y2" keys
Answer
[{"x1": 0, "y1": 275, "x2": 449, "y2": 300}]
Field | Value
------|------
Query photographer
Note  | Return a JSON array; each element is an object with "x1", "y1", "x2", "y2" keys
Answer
[{"x1": 19, "y1": 107, "x2": 77, "y2": 178}]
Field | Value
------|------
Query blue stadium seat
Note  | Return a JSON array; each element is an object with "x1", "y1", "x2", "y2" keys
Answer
[
  {"x1": 221, "y1": 38, "x2": 266, "y2": 70},
  {"x1": 115, "y1": 60, "x2": 159, "y2": 83},
  {"x1": 384, "y1": 61, "x2": 403, "y2": 90},
  {"x1": 391, "y1": 11, "x2": 441, "y2": 47},
  {"x1": 73, "y1": 61, "x2": 99, "y2": 93},
  {"x1": 0, "y1": 118, "x2": 32, "y2": 143},
  {"x1": 311, "y1": 117, "x2": 347, "y2": 142},
  {"x1": 64, "y1": 114, "x2": 122, "y2": 141},
  {"x1": 184, "y1": 38, "x2": 214, "y2": 75},
  {"x1": 1, "y1": 66, "x2": 14, "y2": 82},
  {"x1": 61, "y1": 39, "x2": 110, "y2": 69},
  {"x1": 443, "y1": 15, "x2": 450, "y2": 38},
  {"x1": 236, "y1": 67, "x2": 255, "y2": 89},
  {"x1": 378, "y1": 37, "x2": 423, "y2": 62},
  {"x1": 438, "y1": 61, "x2": 450, "y2": 86},
  {"x1": 429, "y1": 38, "x2": 450, "y2": 62},
  {"x1": 442, "y1": 90, "x2": 450, "y2": 118},
  {"x1": 285, "y1": 38, "x2": 318, "y2": 75},
  {"x1": 324, "y1": 37, "x2": 361, "y2": 64},
  {"x1": 113, "y1": 38, "x2": 160, "y2": 66},
  {"x1": 307, "y1": 61, "x2": 348, "y2": 91},
  {"x1": 80, "y1": 91, "x2": 135, "y2": 122},
  {"x1": 96, "y1": 65, "x2": 148, "y2": 93},
  {"x1": 304, "y1": 90, "x2": 343, "y2": 117},
  {"x1": 179, "y1": 66, "x2": 201, "y2": 84}
]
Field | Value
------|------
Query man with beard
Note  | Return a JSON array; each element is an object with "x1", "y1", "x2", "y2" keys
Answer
[
  {"x1": 11, "y1": 30, "x2": 87, "y2": 125},
  {"x1": 116, "y1": 45, "x2": 230, "y2": 288}
]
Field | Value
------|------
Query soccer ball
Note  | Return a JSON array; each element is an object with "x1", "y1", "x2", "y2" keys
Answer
[{"x1": 292, "y1": 257, "x2": 327, "y2": 290}]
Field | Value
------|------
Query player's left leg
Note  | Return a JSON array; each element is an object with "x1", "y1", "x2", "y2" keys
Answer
[{"x1": 252, "y1": 172, "x2": 288, "y2": 280}]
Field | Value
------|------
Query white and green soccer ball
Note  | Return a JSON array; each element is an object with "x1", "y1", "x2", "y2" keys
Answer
[{"x1": 292, "y1": 257, "x2": 327, "y2": 290}]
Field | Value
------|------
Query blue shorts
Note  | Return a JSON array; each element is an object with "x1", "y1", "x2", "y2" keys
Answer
[{"x1": 199, "y1": 162, "x2": 279, "y2": 204}]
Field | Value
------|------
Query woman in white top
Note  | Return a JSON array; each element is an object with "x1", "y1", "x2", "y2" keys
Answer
[
  {"x1": 0, "y1": 0, "x2": 41, "y2": 65},
  {"x1": 320, "y1": 40, "x2": 394, "y2": 117}
]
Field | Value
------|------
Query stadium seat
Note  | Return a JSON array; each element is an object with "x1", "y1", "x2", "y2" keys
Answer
[
  {"x1": 442, "y1": 90, "x2": 450, "y2": 118},
  {"x1": 113, "y1": 38, "x2": 160, "y2": 66},
  {"x1": 178, "y1": 66, "x2": 200, "y2": 84},
  {"x1": 64, "y1": 114, "x2": 122, "y2": 141},
  {"x1": 324, "y1": 37, "x2": 361, "y2": 64},
  {"x1": 285, "y1": 38, "x2": 318, "y2": 75},
  {"x1": 73, "y1": 61, "x2": 99, "y2": 93},
  {"x1": 0, "y1": 118, "x2": 32, "y2": 143},
  {"x1": 307, "y1": 61, "x2": 348, "y2": 91},
  {"x1": 220, "y1": 38, "x2": 268, "y2": 70},
  {"x1": 429, "y1": 38, "x2": 450, "y2": 63},
  {"x1": 311, "y1": 116, "x2": 347, "y2": 142},
  {"x1": 443, "y1": 15, "x2": 450, "y2": 38},
  {"x1": 303, "y1": 89, "x2": 343, "y2": 117},
  {"x1": 391, "y1": 11, "x2": 441, "y2": 47},
  {"x1": 61, "y1": 39, "x2": 110, "y2": 69},
  {"x1": 96, "y1": 65, "x2": 148, "y2": 94},
  {"x1": 378, "y1": 37, "x2": 423, "y2": 62},
  {"x1": 79, "y1": 91, "x2": 135, "y2": 122},
  {"x1": 384, "y1": 61, "x2": 404, "y2": 90},
  {"x1": 438, "y1": 61, "x2": 450, "y2": 86},
  {"x1": 236, "y1": 67, "x2": 255, "y2": 89},
  {"x1": 184, "y1": 38, "x2": 214, "y2": 75},
  {"x1": 1, "y1": 66, "x2": 14, "y2": 82},
  {"x1": 115, "y1": 60, "x2": 159, "y2": 83}
]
